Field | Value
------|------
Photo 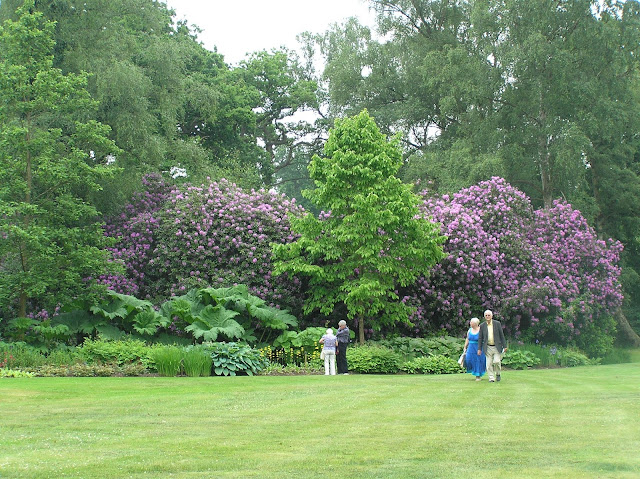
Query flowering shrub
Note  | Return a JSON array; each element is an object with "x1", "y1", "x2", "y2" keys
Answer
[
  {"x1": 102, "y1": 175, "x2": 306, "y2": 315},
  {"x1": 101, "y1": 173, "x2": 171, "y2": 296},
  {"x1": 404, "y1": 177, "x2": 622, "y2": 351}
]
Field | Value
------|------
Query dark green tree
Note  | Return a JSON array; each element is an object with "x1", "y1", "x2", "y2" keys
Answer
[{"x1": 0, "y1": 0, "x2": 121, "y2": 318}]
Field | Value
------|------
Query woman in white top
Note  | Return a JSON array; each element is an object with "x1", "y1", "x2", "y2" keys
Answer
[{"x1": 319, "y1": 328, "x2": 337, "y2": 375}]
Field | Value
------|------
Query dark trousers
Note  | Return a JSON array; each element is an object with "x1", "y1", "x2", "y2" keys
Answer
[{"x1": 337, "y1": 342, "x2": 349, "y2": 373}]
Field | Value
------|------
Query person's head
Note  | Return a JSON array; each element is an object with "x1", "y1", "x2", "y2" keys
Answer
[
  {"x1": 338, "y1": 320, "x2": 346, "y2": 329},
  {"x1": 470, "y1": 317, "x2": 480, "y2": 327},
  {"x1": 326, "y1": 328, "x2": 334, "y2": 336},
  {"x1": 484, "y1": 310, "x2": 493, "y2": 322}
]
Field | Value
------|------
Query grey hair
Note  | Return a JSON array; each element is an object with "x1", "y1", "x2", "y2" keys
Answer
[
  {"x1": 326, "y1": 328, "x2": 334, "y2": 335},
  {"x1": 338, "y1": 320, "x2": 346, "y2": 327},
  {"x1": 484, "y1": 310, "x2": 493, "y2": 316},
  {"x1": 470, "y1": 317, "x2": 480, "y2": 326}
]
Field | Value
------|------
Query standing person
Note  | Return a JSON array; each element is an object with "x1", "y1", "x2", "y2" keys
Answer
[
  {"x1": 319, "y1": 328, "x2": 337, "y2": 375},
  {"x1": 336, "y1": 320, "x2": 350, "y2": 374},
  {"x1": 477, "y1": 310, "x2": 508, "y2": 382},
  {"x1": 464, "y1": 317, "x2": 486, "y2": 381}
]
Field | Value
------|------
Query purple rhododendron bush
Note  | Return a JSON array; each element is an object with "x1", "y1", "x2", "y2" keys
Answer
[
  {"x1": 402, "y1": 177, "x2": 622, "y2": 356},
  {"x1": 102, "y1": 174, "x2": 306, "y2": 316}
]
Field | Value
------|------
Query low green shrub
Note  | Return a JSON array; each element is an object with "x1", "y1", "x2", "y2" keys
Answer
[
  {"x1": 401, "y1": 355, "x2": 463, "y2": 374},
  {"x1": 513, "y1": 344, "x2": 556, "y2": 367},
  {"x1": 120, "y1": 362, "x2": 149, "y2": 376},
  {"x1": 32, "y1": 363, "x2": 146, "y2": 377},
  {"x1": 346, "y1": 345, "x2": 401, "y2": 374},
  {"x1": 557, "y1": 348, "x2": 593, "y2": 367},
  {"x1": 33, "y1": 363, "x2": 118, "y2": 377},
  {"x1": 78, "y1": 338, "x2": 154, "y2": 368},
  {"x1": 183, "y1": 347, "x2": 213, "y2": 377},
  {"x1": 0, "y1": 368, "x2": 34, "y2": 378},
  {"x1": 376, "y1": 336, "x2": 464, "y2": 361},
  {"x1": 200, "y1": 342, "x2": 269, "y2": 376},
  {"x1": 502, "y1": 350, "x2": 541, "y2": 369},
  {"x1": 258, "y1": 362, "x2": 323, "y2": 376},
  {"x1": 600, "y1": 348, "x2": 632, "y2": 365},
  {"x1": 0, "y1": 342, "x2": 47, "y2": 369},
  {"x1": 151, "y1": 346, "x2": 184, "y2": 376},
  {"x1": 45, "y1": 349, "x2": 79, "y2": 367}
]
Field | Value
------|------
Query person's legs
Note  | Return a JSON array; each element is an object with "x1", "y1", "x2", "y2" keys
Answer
[
  {"x1": 329, "y1": 352, "x2": 336, "y2": 375},
  {"x1": 324, "y1": 353, "x2": 330, "y2": 375},
  {"x1": 494, "y1": 350, "x2": 502, "y2": 380},
  {"x1": 337, "y1": 344, "x2": 348, "y2": 373},
  {"x1": 486, "y1": 345, "x2": 498, "y2": 381}
]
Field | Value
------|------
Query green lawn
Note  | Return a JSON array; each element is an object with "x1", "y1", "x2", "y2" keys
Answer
[{"x1": 1, "y1": 364, "x2": 639, "y2": 479}]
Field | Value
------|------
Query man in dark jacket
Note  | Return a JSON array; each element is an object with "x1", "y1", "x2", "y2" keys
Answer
[
  {"x1": 477, "y1": 310, "x2": 507, "y2": 382},
  {"x1": 336, "y1": 320, "x2": 350, "y2": 374}
]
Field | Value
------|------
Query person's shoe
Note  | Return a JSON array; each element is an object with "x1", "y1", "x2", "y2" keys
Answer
[
  {"x1": 343, "y1": 373, "x2": 349, "y2": 375},
  {"x1": 496, "y1": 374, "x2": 501, "y2": 382},
  {"x1": 489, "y1": 378, "x2": 495, "y2": 382},
  {"x1": 475, "y1": 377, "x2": 481, "y2": 381}
]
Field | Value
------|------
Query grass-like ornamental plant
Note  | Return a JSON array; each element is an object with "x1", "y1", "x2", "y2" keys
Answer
[
  {"x1": 151, "y1": 346, "x2": 184, "y2": 376},
  {"x1": 182, "y1": 347, "x2": 213, "y2": 377},
  {"x1": 401, "y1": 355, "x2": 464, "y2": 374},
  {"x1": 346, "y1": 344, "x2": 402, "y2": 374}
]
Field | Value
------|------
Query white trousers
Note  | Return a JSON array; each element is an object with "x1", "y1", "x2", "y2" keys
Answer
[
  {"x1": 324, "y1": 350, "x2": 336, "y2": 375},
  {"x1": 486, "y1": 345, "x2": 502, "y2": 380}
]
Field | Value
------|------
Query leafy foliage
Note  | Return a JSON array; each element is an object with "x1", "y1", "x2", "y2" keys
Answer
[
  {"x1": 199, "y1": 342, "x2": 269, "y2": 376},
  {"x1": 78, "y1": 338, "x2": 153, "y2": 368},
  {"x1": 501, "y1": 350, "x2": 541, "y2": 370},
  {"x1": 345, "y1": 344, "x2": 402, "y2": 374},
  {"x1": 375, "y1": 336, "x2": 464, "y2": 360}
]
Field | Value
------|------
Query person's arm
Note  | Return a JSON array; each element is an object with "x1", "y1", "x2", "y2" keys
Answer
[
  {"x1": 463, "y1": 333, "x2": 469, "y2": 352},
  {"x1": 477, "y1": 326, "x2": 484, "y2": 355},
  {"x1": 499, "y1": 322, "x2": 507, "y2": 352}
]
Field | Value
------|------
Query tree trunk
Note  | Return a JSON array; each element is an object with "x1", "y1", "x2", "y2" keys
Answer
[
  {"x1": 615, "y1": 308, "x2": 640, "y2": 347},
  {"x1": 538, "y1": 100, "x2": 553, "y2": 209},
  {"x1": 358, "y1": 315, "x2": 365, "y2": 344}
]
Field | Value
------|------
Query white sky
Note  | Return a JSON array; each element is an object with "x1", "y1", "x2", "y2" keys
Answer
[{"x1": 164, "y1": 0, "x2": 376, "y2": 65}]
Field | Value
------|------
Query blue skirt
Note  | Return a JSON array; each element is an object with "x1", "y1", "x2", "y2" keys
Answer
[{"x1": 465, "y1": 341, "x2": 486, "y2": 377}]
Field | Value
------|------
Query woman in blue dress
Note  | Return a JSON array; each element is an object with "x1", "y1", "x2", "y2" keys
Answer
[{"x1": 464, "y1": 317, "x2": 486, "y2": 381}]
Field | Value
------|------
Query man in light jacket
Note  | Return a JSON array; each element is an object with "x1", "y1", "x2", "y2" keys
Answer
[{"x1": 477, "y1": 310, "x2": 507, "y2": 382}]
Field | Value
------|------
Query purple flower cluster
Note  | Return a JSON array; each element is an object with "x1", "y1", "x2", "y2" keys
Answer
[
  {"x1": 101, "y1": 173, "x2": 170, "y2": 295},
  {"x1": 102, "y1": 175, "x2": 306, "y2": 314},
  {"x1": 404, "y1": 177, "x2": 622, "y2": 345}
]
